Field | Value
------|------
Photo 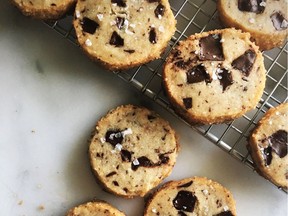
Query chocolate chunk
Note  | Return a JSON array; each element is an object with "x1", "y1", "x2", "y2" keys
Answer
[
  {"x1": 159, "y1": 154, "x2": 169, "y2": 164},
  {"x1": 263, "y1": 146, "x2": 272, "y2": 166},
  {"x1": 148, "y1": 115, "x2": 157, "y2": 121},
  {"x1": 147, "y1": 0, "x2": 160, "y2": 2},
  {"x1": 124, "y1": 49, "x2": 135, "y2": 54},
  {"x1": 175, "y1": 58, "x2": 197, "y2": 69},
  {"x1": 113, "y1": 181, "x2": 119, "y2": 186},
  {"x1": 110, "y1": 31, "x2": 124, "y2": 47},
  {"x1": 149, "y1": 28, "x2": 157, "y2": 44},
  {"x1": 215, "y1": 211, "x2": 234, "y2": 216},
  {"x1": 271, "y1": 12, "x2": 288, "y2": 31},
  {"x1": 105, "y1": 130, "x2": 123, "y2": 147},
  {"x1": 238, "y1": 0, "x2": 266, "y2": 14},
  {"x1": 183, "y1": 98, "x2": 192, "y2": 110},
  {"x1": 116, "y1": 17, "x2": 125, "y2": 30},
  {"x1": 232, "y1": 49, "x2": 256, "y2": 76},
  {"x1": 106, "y1": 171, "x2": 117, "y2": 177},
  {"x1": 173, "y1": 190, "x2": 197, "y2": 212},
  {"x1": 111, "y1": 0, "x2": 126, "y2": 7},
  {"x1": 81, "y1": 17, "x2": 99, "y2": 34},
  {"x1": 132, "y1": 156, "x2": 153, "y2": 171},
  {"x1": 155, "y1": 3, "x2": 165, "y2": 18},
  {"x1": 178, "y1": 181, "x2": 193, "y2": 188},
  {"x1": 121, "y1": 150, "x2": 132, "y2": 162},
  {"x1": 199, "y1": 34, "x2": 224, "y2": 61},
  {"x1": 218, "y1": 69, "x2": 234, "y2": 92},
  {"x1": 268, "y1": 130, "x2": 288, "y2": 158},
  {"x1": 186, "y1": 65, "x2": 211, "y2": 84}
]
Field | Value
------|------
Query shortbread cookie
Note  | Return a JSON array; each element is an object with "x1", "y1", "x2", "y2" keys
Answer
[
  {"x1": 144, "y1": 177, "x2": 236, "y2": 216},
  {"x1": 89, "y1": 105, "x2": 179, "y2": 198},
  {"x1": 66, "y1": 201, "x2": 126, "y2": 216},
  {"x1": 73, "y1": 0, "x2": 176, "y2": 70},
  {"x1": 163, "y1": 28, "x2": 266, "y2": 125},
  {"x1": 217, "y1": 0, "x2": 288, "y2": 50},
  {"x1": 11, "y1": 0, "x2": 76, "y2": 20},
  {"x1": 248, "y1": 103, "x2": 288, "y2": 189}
]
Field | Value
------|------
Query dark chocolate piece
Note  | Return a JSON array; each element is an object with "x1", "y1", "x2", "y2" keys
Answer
[
  {"x1": 183, "y1": 98, "x2": 192, "y2": 109},
  {"x1": 147, "y1": 0, "x2": 160, "y2": 2},
  {"x1": 131, "y1": 154, "x2": 170, "y2": 171},
  {"x1": 268, "y1": 130, "x2": 287, "y2": 158},
  {"x1": 173, "y1": 190, "x2": 197, "y2": 212},
  {"x1": 178, "y1": 181, "x2": 193, "y2": 188},
  {"x1": 124, "y1": 49, "x2": 135, "y2": 54},
  {"x1": 232, "y1": 49, "x2": 256, "y2": 76},
  {"x1": 218, "y1": 69, "x2": 234, "y2": 92},
  {"x1": 178, "y1": 212, "x2": 187, "y2": 216},
  {"x1": 111, "y1": 0, "x2": 126, "y2": 7},
  {"x1": 263, "y1": 146, "x2": 272, "y2": 166},
  {"x1": 149, "y1": 28, "x2": 157, "y2": 44},
  {"x1": 105, "y1": 130, "x2": 123, "y2": 147},
  {"x1": 106, "y1": 171, "x2": 117, "y2": 177},
  {"x1": 238, "y1": 0, "x2": 266, "y2": 14},
  {"x1": 271, "y1": 12, "x2": 288, "y2": 31},
  {"x1": 81, "y1": 17, "x2": 99, "y2": 34},
  {"x1": 186, "y1": 65, "x2": 211, "y2": 84},
  {"x1": 110, "y1": 31, "x2": 124, "y2": 47},
  {"x1": 199, "y1": 34, "x2": 224, "y2": 61},
  {"x1": 121, "y1": 149, "x2": 132, "y2": 162},
  {"x1": 155, "y1": 3, "x2": 165, "y2": 18},
  {"x1": 116, "y1": 17, "x2": 125, "y2": 30},
  {"x1": 214, "y1": 211, "x2": 234, "y2": 216}
]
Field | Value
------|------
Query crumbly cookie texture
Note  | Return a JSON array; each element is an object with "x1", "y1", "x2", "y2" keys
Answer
[
  {"x1": 89, "y1": 105, "x2": 179, "y2": 198},
  {"x1": 11, "y1": 0, "x2": 76, "y2": 20},
  {"x1": 144, "y1": 176, "x2": 237, "y2": 216},
  {"x1": 163, "y1": 28, "x2": 266, "y2": 125},
  {"x1": 248, "y1": 103, "x2": 288, "y2": 189},
  {"x1": 73, "y1": 0, "x2": 176, "y2": 70},
  {"x1": 217, "y1": 0, "x2": 288, "y2": 50},
  {"x1": 66, "y1": 201, "x2": 126, "y2": 216}
]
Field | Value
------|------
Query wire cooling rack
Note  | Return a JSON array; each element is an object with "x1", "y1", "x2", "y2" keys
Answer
[{"x1": 44, "y1": 0, "x2": 288, "y2": 190}]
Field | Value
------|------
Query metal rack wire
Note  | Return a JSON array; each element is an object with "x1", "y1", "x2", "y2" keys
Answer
[{"x1": 44, "y1": 0, "x2": 288, "y2": 191}]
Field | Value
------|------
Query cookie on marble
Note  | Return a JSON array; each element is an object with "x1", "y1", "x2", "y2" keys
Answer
[
  {"x1": 144, "y1": 176, "x2": 237, "y2": 216},
  {"x1": 73, "y1": 0, "x2": 176, "y2": 70},
  {"x1": 89, "y1": 105, "x2": 179, "y2": 198},
  {"x1": 66, "y1": 200, "x2": 126, "y2": 216},
  {"x1": 163, "y1": 28, "x2": 266, "y2": 125},
  {"x1": 248, "y1": 103, "x2": 288, "y2": 189},
  {"x1": 217, "y1": 0, "x2": 288, "y2": 50},
  {"x1": 11, "y1": 0, "x2": 76, "y2": 20}
]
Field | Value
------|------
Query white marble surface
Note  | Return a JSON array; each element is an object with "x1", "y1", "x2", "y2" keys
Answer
[{"x1": 0, "y1": 1, "x2": 287, "y2": 215}]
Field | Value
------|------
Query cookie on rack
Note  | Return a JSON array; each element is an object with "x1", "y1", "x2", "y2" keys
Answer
[
  {"x1": 11, "y1": 0, "x2": 76, "y2": 20},
  {"x1": 66, "y1": 200, "x2": 126, "y2": 216},
  {"x1": 89, "y1": 105, "x2": 179, "y2": 198},
  {"x1": 163, "y1": 28, "x2": 266, "y2": 125},
  {"x1": 73, "y1": 0, "x2": 176, "y2": 70},
  {"x1": 248, "y1": 103, "x2": 288, "y2": 189},
  {"x1": 144, "y1": 176, "x2": 237, "y2": 216},
  {"x1": 217, "y1": 0, "x2": 288, "y2": 50}
]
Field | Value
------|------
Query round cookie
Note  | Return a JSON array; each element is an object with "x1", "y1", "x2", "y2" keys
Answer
[
  {"x1": 248, "y1": 103, "x2": 288, "y2": 189},
  {"x1": 66, "y1": 201, "x2": 126, "y2": 216},
  {"x1": 144, "y1": 177, "x2": 237, "y2": 216},
  {"x1": 163, "y1": 28, "x2": 266, "y2": 125},
  {"x1": 217, "y1": 0, "x2": 288, "y2": 50},
  {"x1": 11, "y1": 0, "x2": 76, "y2": 20},
  {"x1": 73, "y1": 0, "x2": 176, "y2": 70},
  {"x1": 89, "y1": 105, "x2": 179, "y2": 198}
]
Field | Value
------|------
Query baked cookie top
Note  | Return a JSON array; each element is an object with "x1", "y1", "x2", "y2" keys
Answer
[
  {"x1": 249, "y1": 103, "x2": 288, "y2": 188},
  {"x1": 66, "y1": 201, "x2": 126, "y2": 216},
  {"x1": 145, "y1": 176, "x2": 236, "y2": 216},
  {"x1": 89, "y1": 105, "x2": 179, "y2": 198},
  {"x1": 163, "y1": 28, "x2": 266, "y2": 125},
  {"x1": 73, "y1": 0, "x2": 176, "y2": 70}
]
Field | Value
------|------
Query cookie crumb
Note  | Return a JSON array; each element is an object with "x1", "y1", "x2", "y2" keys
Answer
[
  {"x1": 38, "y1": 205, "x2": 45, "y2": 211},
  {"x1": 18, "y1": 200, "x2": 23, "y2": 205}
]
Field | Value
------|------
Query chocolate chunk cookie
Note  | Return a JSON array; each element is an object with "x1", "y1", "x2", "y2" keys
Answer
[
  {"x1": 66, "y1": 200, "x2": 126, "y2": 216},
  {"x1": 217, "y1": 0, "x2": 288, "y2": 50},
  {"x1": 73, "y1": 0, "x2": 176, "y2": 70},
  {"x1": 163, "y1": 28, "x2": 266, "y2": 125},
  {"x1": 248, "y1": 103, "x2": 288, "y2": 189},
  {"x1": 11, "y1": 0, "x2": 76, "y2": 20},
  {"x1": 89, "y1": 105, "x2": 179, "y2": 198},
  {"x1": 144, "y1": 177, "x2": 237, "y2": 216}
]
